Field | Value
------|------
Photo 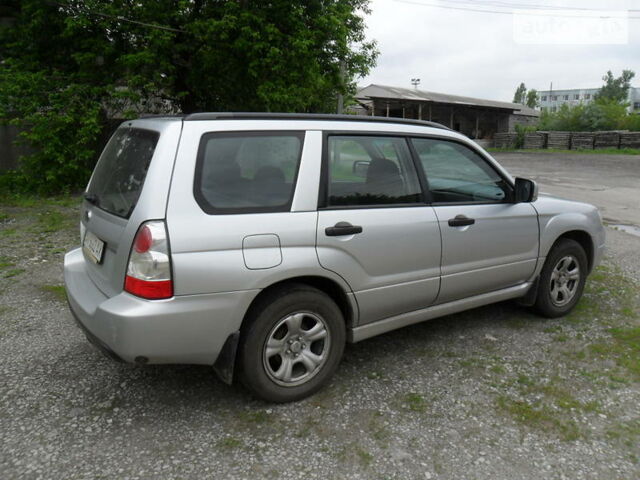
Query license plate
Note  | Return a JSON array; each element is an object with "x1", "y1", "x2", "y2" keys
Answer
[{"x1": 83, "y1": 230, "x2": 105, "y2": 264}]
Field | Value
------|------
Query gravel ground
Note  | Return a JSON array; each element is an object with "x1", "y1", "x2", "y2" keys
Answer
[{"x1": 1, "y1": 181, "x2": 639, "y2": 479}]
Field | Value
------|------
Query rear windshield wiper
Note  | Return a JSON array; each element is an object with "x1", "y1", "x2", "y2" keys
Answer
[{"x1": 84, "y1": 193, "x2": 100, "y2": 206}]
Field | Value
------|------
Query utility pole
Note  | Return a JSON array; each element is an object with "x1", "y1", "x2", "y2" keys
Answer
[
  {"x1": 336, "y1": 61, "x2": 346, "y2": 114},
  {"x1": 411, "y1": 78, "x2": 421, "y2": 89}
]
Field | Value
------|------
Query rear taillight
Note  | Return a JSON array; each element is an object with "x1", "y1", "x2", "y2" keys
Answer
[{"x1": 124, "y1": 220, "x2": 173, "y2": 299}]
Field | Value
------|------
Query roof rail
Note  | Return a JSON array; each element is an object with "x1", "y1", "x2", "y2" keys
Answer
[
  {"x1": 137, "y1": 114, "x2": 185, "y2": 119},
  {"x1": 182, "y1": 112, "x2": 450, "y2": 130}
]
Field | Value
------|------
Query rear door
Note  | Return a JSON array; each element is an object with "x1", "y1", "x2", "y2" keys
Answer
[
  {"x1": 316, "y1": 134, "x2": 442, "y2": 325},
  {"x1": 81, "y1": 119, "x2": 182, "y2": 297},
  {"x1": 410, "y1": 137, "x2": 539, "y2": 304}
]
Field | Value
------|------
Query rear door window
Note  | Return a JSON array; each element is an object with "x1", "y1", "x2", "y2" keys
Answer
[
  {"x1": 87, "y1": 128, "x2": 160, "y2": 218},
  {"x1": 325, "y1": 135, "x2": 423, "y2": 207},
  {"x1": 194, "y1": 132, "x2": 304, "y2": 214}
]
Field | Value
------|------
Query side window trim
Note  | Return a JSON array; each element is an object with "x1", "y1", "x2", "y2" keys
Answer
[
  {"x1": 409, "y1": 136, "x2": 515, "y2": 205},
  {"x1": 193, "y1": 130, "x2": 306, "y2": 215},
  {"x1": 405, "y1": 136, "x2": 433, "y2": 205},
  {"x1": 318, "y1": 132, "x2": 428, "y2": 210}
]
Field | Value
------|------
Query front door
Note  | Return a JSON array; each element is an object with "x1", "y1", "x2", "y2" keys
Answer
[
  {"x1": 316, "y1": 135, "x2": 442, "y2": 325},
  {"x1": 410, "y1": 137, "x2": 539, "y2": 304}
]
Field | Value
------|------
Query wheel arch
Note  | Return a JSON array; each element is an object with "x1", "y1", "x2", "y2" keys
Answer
[
  {"x1": 551, "y1": 230, "x2": 595, "y2": 273},
  {"x1": 215, "y1": 276, "x2": 357, "y2": 386},
  {"x1": 241, "y1": 275, "x2": 357, "y2": 332}
]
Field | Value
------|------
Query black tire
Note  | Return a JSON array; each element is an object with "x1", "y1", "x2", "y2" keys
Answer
[
  {"x1": 534, "y1": 238, "x2": 588, "y2": 318},
  {"x1": 238, "y1": 283, "x2": 345, "y2": 403}
]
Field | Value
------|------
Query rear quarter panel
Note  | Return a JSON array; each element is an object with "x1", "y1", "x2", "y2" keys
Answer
[
  {"x1": 81, "y1": 119, "x2": 183, "y2": 297},
  {"x1": 165, "y1": 123, "x2": 352, "y2": 297}
]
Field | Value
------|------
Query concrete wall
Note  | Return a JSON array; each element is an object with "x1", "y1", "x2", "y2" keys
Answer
[{"x1": 508, "y1": 114, "x2": 539, "y2": 132}]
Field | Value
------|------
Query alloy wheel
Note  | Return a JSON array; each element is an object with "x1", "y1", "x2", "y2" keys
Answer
[{"x1": 262, "y1": 312, "x2": 330, "y2": 387}]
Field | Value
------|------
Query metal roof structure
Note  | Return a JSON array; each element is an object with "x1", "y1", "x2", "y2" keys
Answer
[{"x1": 357, "y1": 84, "x2": 539, "y2": 117}]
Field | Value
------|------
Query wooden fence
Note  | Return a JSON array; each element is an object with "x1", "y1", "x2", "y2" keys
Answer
[{"x1": 492, "y1": 131, "x2": 640, "y2": 151}]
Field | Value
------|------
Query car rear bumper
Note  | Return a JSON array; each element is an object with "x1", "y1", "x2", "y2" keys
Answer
[{"x1": 64, "y1": 248, "x2": 259, "y2": 365}]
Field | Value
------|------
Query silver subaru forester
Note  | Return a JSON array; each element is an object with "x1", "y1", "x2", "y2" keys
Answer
[{"x1": 64, "y1": 113, "x2": 605, "y2": 402}]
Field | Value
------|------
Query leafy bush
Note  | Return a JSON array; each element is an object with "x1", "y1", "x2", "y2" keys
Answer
[
  {"x1": 514, "y1": 124, "x2": 537, "y2": 148},
  {"x1": 538, "y1": 98, "x2": 638, "y2": 132},
  {"x1": 0, "y1": 0, "x2": 378, "y2": 194}
]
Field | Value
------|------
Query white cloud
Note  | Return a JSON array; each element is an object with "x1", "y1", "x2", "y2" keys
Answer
[{"x1": 360, "y1": 0, "x2": 640, "y2": 102}]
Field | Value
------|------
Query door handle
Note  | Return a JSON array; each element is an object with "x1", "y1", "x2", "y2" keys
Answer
[
  {"x1": 448, "y1": 215, "x2": 475, "y2": 227},
  {"x1": 325, "y1": 222, "x2": 363, "y2": 237}
]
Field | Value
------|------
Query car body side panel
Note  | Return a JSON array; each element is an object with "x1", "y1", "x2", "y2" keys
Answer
[
  {"x1": 434, "y1": 203, "x2": 539, "y2": 303},
  {"x1": 166, "y1": 123, "x2": 353, "y2": 300},
  {"x1": 533, "y1": 194, "x2": 606, "y2": 271},
  {"x1": 316, "y1": 207, "x2": 442, "y2": 324}
]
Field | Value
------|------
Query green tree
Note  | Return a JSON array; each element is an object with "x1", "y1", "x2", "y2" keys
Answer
[
  {"x1": 525, "y1": 89, "x2": 539, "y2": 108},
  {"x1": 596, "y1": 70, "x2": 635, "y2": 103},
  {"x1": 513, "y1": 82, "x2": 527, "y2": 104},
  {"x1": 537, "y1": 98, "x2": 633, "y2": 132},
  {"x1": 0, "y1": 0, "x2": 378, "y2": 194}
]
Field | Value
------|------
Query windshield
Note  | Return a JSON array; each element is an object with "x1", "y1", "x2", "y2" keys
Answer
[{"x1": 87, "y1": 128, "x2": 160, "y2": 218}]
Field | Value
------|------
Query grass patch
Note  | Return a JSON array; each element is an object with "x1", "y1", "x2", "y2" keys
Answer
[
  {"x1": 0, "y1": 256, "x2": 14, "y2": 270},
  {"x1": 402, "y1": 392, "x2": 427, "y2": 413},
  {"x1": 356, "y1": 447, "x2": 373, "y2": 466},
  {"x1": 459, "y1": 357, "x2": 488, "y2": 369},
  {"x1": 543, "y1": 324, "x2": 563, "y2": 334},
  {"x1": 606, "y1": 418, "x2": 640, "y2": 449},
  {"x1": 497, "y1": 395, "x2": 581, "y2": 441},
  {"x1": 590, "y1": 326, "x2": 640, "y2": 380},
  {"x1": 33, "y1": 210, "x2": 74, "y2": 234},
  {"x1": 295, "y1": 418, "x2": 320, "y2": 438},
  {"x1": 0, "y1": 194, "x2": 81, "y2": 209},
  {"x1": 0, "y1": 228, "x2": 17, "y2": 236},
  {"x1": 565, "y1": 263, "x2": 640, "y2": 380},
  {"x1": 2, "y1": 268, "x2": 24, "y2": 279},
  {"x1": 42, "y1": 285, "x2": 67, "y2": 302},
  {"x1": 217, "y1": 436, "x2": 243, "y2": 449},
  {"x1": 237, "y1": 410, "x2": 273, "y2": 424},
  {"x1": 497, "y1": 372, "x2": 603, "y2": 441}
]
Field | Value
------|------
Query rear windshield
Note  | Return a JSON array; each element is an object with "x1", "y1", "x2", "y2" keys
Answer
[{"x1": 87, "y1": 128, "x2": 160, "y2": 218}]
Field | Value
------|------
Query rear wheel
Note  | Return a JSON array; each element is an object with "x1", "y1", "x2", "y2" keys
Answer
[
  {"x1": 534, "y1": 238, "x2": 588, "y2": 318},
  {"x1": 238, "y1": 284, "x2": 345, "y2": 403}
]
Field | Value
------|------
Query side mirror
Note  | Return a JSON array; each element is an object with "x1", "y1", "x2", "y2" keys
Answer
[
  {"x1": 514, "y1": 177, "x2": 538, "y2": 203},
  {"x1": 352, "y1": 160, "x2": 370, "y2": 178}
]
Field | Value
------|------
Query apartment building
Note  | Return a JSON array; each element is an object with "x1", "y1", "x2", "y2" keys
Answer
[{"x1": 538, "y1": 86, "x2": 640, "y2": 113}]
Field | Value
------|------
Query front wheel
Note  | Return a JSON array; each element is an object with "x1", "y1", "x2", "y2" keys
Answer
[
  {"x1": 238, "y1": 284, "x2": 345, "y2": 403},
  {"x1": 534, "y1": 238, "x2": 588, "y2": 318}
]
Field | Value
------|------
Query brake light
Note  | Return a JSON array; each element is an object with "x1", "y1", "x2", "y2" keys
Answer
[
  {"x1": 134, "y1": 225, "x2": 153, "y2": 253},
  {"x1": 124, "y1": 220, "x2": 173, "y2": 299}
]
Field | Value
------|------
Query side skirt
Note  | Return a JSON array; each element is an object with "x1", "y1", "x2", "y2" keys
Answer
[{"x1": 348, "y1": 282, "x2": 531, "y2": 343}]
